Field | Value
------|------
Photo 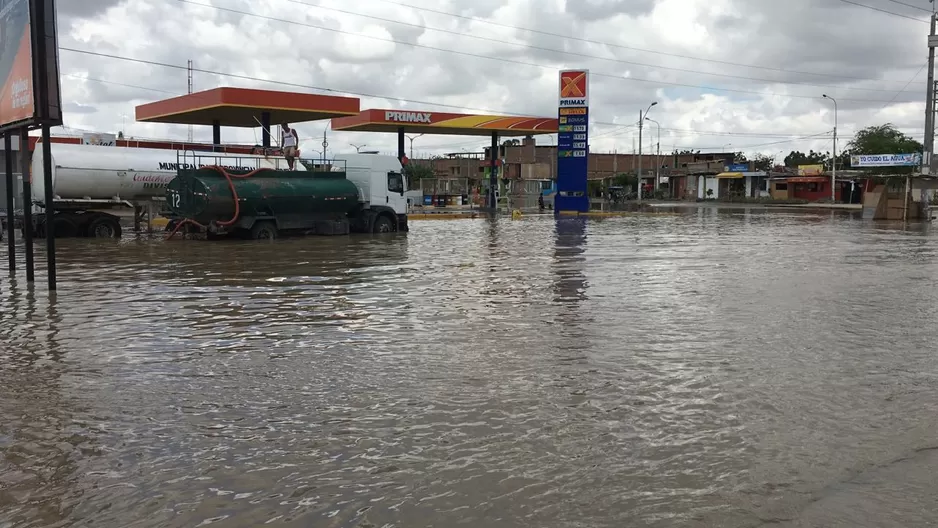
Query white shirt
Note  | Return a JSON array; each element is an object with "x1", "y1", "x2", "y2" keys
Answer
[{"x1": 282, "y1": 129, "x2": 297, "y2": 148}]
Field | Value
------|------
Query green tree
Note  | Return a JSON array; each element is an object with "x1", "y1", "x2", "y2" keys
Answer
[
  {"x1": 845, "y1": 123, "x2": 922, "y2": 174},
  {"x1": 784, "y1": 150, "x2": 828, "y2": 168},
  {"x1": 752, "y1": 153, "x2": 775, "y2": 171},
  {"x1": 733, "y1": 152, "x2": 748, "y2": 163},
  {"x1": 612, "y1": 172, "x2": 638, "y2": 190},
  {"x1": 405, "y1": 163, "x2": 435, "y2": 190}
]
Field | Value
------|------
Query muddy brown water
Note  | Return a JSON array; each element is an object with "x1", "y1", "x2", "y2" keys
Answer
[{"x1": 1, "y1": 207, "x2": 938, "y2": 527}]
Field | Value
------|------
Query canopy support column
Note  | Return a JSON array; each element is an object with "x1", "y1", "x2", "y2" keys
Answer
[
  {"x1": 397, "y1": 127, "x2": 405, "y2": 162},
  {"x1": 261, "y1": 111, "x2": 271, "y2": 149},
  {"x1": 212, "y1": 119, "x2": 221, "y2": 152},
  {"x1": 489, "y1": 131, "x2": 499, "y2": 209}
]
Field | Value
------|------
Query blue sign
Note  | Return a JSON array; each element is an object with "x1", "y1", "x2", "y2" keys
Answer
[
  {"x1": 726, "y1": 163, "x2": 748, "y2": 172},
  {"x1": 555, "y1": 69, "x2": 590, "y2": 213}
]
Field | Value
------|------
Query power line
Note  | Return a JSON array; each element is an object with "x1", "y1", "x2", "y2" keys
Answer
[
  {"x1": 63, "y1": 73, "x2": 179, "y2": 95},
  {"x1": 836, "y1": 0, "x2": 929, "y2": 21},
  {"x1": 60, "y1": 68, "x2": 813, "y2": 139},
  {"x1": 168, "y1": 0, "x2": 918, "y2": 104},
  {"x1": 61, "y1": 48, "x2": 925, "y2": 148},
  {"x1": 879, "y1": 60, "x2": 929, "y2": 109},
  {"x1": 373, "y1": 0, "x2": 926, "y2": 86},
  {"x1": 882, "y1": 0, "x2": 932, "y2": 12},
  {"x1": 285, "y1": 0, "x2": 912, "y2": 94}
]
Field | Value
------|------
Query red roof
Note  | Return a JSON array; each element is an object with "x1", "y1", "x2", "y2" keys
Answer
[{"x1": 135, "y1": 87, "x2": 360, "y2": 127}]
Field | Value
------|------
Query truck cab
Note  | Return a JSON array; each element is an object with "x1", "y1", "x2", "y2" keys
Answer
[{"x1": 332, "y1": 153, "x2": 408, "y2": 233}]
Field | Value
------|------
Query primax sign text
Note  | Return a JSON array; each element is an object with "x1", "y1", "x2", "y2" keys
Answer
[{"x1": 385, "y1": 111, "x2": 433, "y2": 123}]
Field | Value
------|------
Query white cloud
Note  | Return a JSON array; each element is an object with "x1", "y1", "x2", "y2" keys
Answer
[{"x1": 52, "y1": 0, "x2": 931, "y2": 159}]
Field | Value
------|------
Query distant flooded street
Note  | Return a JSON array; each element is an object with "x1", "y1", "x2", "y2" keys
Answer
[{"x1": 2, "y1": 207, "x2": 938, "y2": 527}]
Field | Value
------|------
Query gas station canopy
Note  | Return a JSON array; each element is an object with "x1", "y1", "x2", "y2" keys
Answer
[
  {"x1": 331, "y1": 109, "x2": 557, "y2": 136},
  {"x1": 135, "y1": 87, "x2": 360, "y2": 127}
]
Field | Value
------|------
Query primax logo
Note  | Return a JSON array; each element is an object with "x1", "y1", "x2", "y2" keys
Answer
[
  {"x1": 559, "y1": 99, "x2": 587, "y2": 106},
  {"x1": 385, "y1": 111, "x2": 432, "y2": 123}
]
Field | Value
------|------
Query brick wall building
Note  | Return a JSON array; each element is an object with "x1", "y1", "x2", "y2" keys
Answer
[{"x1": 413, "y1": 137, "x2": 735, "y2": 183}]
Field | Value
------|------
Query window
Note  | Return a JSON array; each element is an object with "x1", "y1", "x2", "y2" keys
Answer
[
  {"x1": 776, "y1": 183, "x2": 788, "y2": 190},
  {"x1": 388, "y1": 171, "x2": 404, "y2": 193}
]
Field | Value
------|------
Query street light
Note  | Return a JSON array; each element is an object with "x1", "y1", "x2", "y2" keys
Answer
[
  {"x1": 638, "y1": 101, "x2": 657, "y2": 202},
  {"x1": 351, "y1": 143, "x2": 367, "y2": 153},
  {"x1": 823, "y1": 94, "x2": 838, "y2": 202},
  {"x1": 405, "y1": 133, "x2": 423, "y2": 159},
  {"x1": 645, "y1": 117, "x2": 661, "y2": 191}
]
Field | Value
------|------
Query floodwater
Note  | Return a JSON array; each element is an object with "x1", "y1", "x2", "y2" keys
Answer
[{"x1": 2, "y1": 207, "x2": 938, "y2": 528}]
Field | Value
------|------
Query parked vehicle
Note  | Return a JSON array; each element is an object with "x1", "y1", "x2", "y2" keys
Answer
[
  {"x1": 25, "y1": 141, "x2": 286, "y2": 238},
  {"x1": 165, "y1": 152, "x2": 408, "y2": 239}
]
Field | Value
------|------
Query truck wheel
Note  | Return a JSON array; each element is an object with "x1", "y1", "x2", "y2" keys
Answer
[
  {"x1": 51, "y1": 217, "x2": 79, "y2": 238},
  {"x1": 250, "y1": 221, "x2": 277, "y2": 240},
  {"x1": 373, "y1": 215, "x2": 394, "y2": 233},
  {"x1": 86, "y1": 216, "x2": 122, "y2": 238}
]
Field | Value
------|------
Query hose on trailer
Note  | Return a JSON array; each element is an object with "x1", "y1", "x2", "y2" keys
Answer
[{"x1": 165, "y1": 165, "x2": 275, "y2": 240}]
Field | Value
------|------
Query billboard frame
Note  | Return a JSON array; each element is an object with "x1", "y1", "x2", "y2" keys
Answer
[
  {"x1": 0, "y1": 0, "x2": 63, "y2": 292},
  {"x1": 0, "y1": 0, "x2": 63, "y2": 133}
]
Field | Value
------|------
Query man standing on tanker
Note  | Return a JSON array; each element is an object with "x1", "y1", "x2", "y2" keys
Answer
[{"x1": 281, "y1": 123, "x2": 299, "y2": 170}]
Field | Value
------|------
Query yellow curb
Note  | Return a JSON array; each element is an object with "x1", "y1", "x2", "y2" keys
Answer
[{"x1": 409, "y1": 213, "x2": 480, "y2": 220}]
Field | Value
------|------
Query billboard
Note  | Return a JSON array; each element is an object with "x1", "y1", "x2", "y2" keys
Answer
[
  {"x1": 556, "y1": 70, "x2": 589, "y2": 213},
  {"x1": 850, "y1": 153, "x2": 921, "y2": 167},
  {"x1": 81, "y1": 132, "x2": 117, "y2": 146},
  {"x1": 0, "y1": 0, "x2": 62, "y2": 132},
  {"x1": 798, "y1": 164, "x2": 825, "y2": 175}
]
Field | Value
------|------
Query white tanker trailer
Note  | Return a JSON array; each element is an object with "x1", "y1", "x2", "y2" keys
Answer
[{"x1": 27, "y1": 141, "x2": 302, "y2": 238}]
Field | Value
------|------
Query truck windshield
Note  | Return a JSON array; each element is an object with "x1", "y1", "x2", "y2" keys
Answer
[{"x1": 388, "y1": 171, "x2": 404, "y2": 194}]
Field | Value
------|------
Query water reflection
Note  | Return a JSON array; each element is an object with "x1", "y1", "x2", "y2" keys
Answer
[
  {"x1": 551, "y1": 216, "x2": 588, "y2": 305},
  {"x1": 1, "y1": 211, "x2": 938, "y2": 526},
  {"x1": 0, "y1": 285, "x2": 89, "y2": 528}
]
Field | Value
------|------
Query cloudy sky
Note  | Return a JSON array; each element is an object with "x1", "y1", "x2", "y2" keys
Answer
[{"x1": 56, "y1": 0, "x2": 932, "y2": 160}]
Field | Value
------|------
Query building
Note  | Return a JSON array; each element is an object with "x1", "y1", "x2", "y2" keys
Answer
[
  {"x1": 414, "y1": 136, "x2": 734, "y2": 186},
  {"x1": 768, "y1": 165, "x2": 866, "y2": 204}
]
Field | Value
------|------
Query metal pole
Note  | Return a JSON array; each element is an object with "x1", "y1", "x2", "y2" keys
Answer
[
  {"x1": 833, "y1": 101, "x2": 837, "y2": 202},
  {"x1": 656, "y1": 125, "x2": 660, "y2": 191},
  {"x1": 645, "y1": 117, "x2": 661, "y2": 193},
  {"x1": 823, "y1": 94, "x2": 838, "y2": 203},
  {"x1": 637, "y1": 102, "x2": 657, "y2": 202},
  {"x1": 19, "y1": 127, "x2": 33, "y2": 283},
  {"x1": 489, "y1": 131, "x2": 498, "y2": 209},
  {"x1": 4, "y1": 134, "x2": 15, "y2": 274},
  {"x1": 904, "y1": 175, "x2": 910, "y2": 222},
  {"x1": 41, "y1": 126, "x2": 55, "y2": 290},
  {"x1": 637, "y1": 110, "x2": 643, "y2": 202},
  {"x1": 925, "y1": 11, "x2": 937, "y2": 173}
]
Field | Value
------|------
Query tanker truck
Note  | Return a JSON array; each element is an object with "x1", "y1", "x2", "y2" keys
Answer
[
  {"x1": 165, "y1": 152, "x2": 409, "y2": 239},
  {"x1": 27, "y1": 140, "x2": 288, "y2": 238}
]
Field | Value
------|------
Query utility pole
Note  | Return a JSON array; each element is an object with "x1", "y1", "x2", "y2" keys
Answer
[
  {"x1": 823, "y1": 94, "x2": 838, "y2": 202},
  {"x1": 322, "y1": 128, "x2": 328, "y2": 164},
  {"x1": 637, "y1": 102, "x2": 657, "y2": 202},
  {"x1": 187, "y1": 60, "x2": 193, "y2": 144},
  {"x1": 637, "y1": 111, "x2": 643, "y2": 202},
  {"x1": 925, "y1": 4, "x2": 937, "y2": 174},
  {"x1": 631, "y1": 137, "x2": 636, "y2": 172},
  {"x1": 645, "y1": 117, "x2": 661, "y2": 192}
]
